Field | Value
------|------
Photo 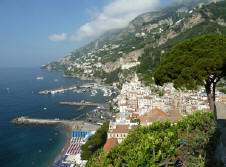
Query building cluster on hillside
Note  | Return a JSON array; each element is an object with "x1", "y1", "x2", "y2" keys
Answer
[
  {"x1": 135, "y1": 32, "x2": 146, "y2": 38},
  {"x1": 103, "y1": 74, "x2": 225, "y2": 152},
  {"x1": 66, "y1": 43, "x2": 123, "y2": 76}
]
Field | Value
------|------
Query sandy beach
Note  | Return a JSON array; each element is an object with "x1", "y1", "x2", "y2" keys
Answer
[{"x1": 51, "y1": 121, "x2": 100, "y2": 166}]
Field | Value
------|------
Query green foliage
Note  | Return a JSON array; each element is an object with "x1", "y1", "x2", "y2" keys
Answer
[
  {"x1": 219, "y1": 89, "x2": 226, "y2": 94},
  {"x1": 217, "y1": 79, "x2": 226, "y2": 93},
  {"x1": 177, "y1": 112, "x2": 220, "y2": 167},
  {"x1": 151, "y1": 87, "x2": 164, "y2": 96},
  {"x1": 104, "y1": 68, "x2": 122, "y2": 84},
  {"x1": 138, "y1": 73, "x2": 155, "y2": 86},
  {"x1": 199, "y1": 0, "x2": 226, "y2": 20},
  {"x1": 93, "y1": 68, "x2": 121, "y2": 85},
  {"x1": 217, "y1": 83, "x2": 225, "y2": 87},
  {"x1": 86, "y1": 112, "x2": 217, "y2": 167},
  {"x1": 138, "y1": 0, "x2": 226, "y2": 86},
  {"x1": 81, "y1": 122, "x2": 109, "y2": 160},
  {"x1": 138, "y1": 21, "x2": 226, "y2": 85},
  {"x1": 154, "y1": 34, "x2": 226, "y2": 90}
]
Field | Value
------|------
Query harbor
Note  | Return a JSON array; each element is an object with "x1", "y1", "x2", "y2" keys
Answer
[
  {"x1": 1, "y1": 68, "x2": 116, "y2": 167},
  {"x1": 59, "y1": 101, "x2": 102, "y2": 107},
  {"x1": 10, "y1": 116, "x2": 100, "y2": 167},
  {"x1": 38, "y1": 85, "x2": 77, "y2": 95},
  {"x1": 11, "y1": 117, "x2": 72, "y2": 125},
  {"x1": 11, "y1": 117, "x2": 100, "y2": 132},
  {"x1": 6, "y1": 71, "x2": 119, "y2": 167},
  {"x1": 38, "y1": 82, "x2": 120, "y2": 97}
]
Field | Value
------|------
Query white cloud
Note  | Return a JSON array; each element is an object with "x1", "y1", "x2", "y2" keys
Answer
[
  {"x1": 48, "y1": 32, "x2": 67, "y2": 42},
  {"x1": 71, "y1": 0, "x2": 161, "y2": 41}
]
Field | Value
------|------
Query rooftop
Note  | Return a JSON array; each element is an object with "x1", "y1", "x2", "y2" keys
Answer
[
  {"x1": 112, "y1": 125, "x2": 131, "y2": 133},
  {"x1": 103, "y1": 138, "x2": 118, "y2": 153},
  {"x1": 147, "y1": 108, "x2": 168, "y2": 118}
]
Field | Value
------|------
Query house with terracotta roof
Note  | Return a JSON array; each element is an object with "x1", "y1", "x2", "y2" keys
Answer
[
  {"x1": 103, "y1": 123, "x2": 134, "y2": 153},
  {"x1": 107, "y1": 124, "x2": 133, "y2": 143},
  {"x1": 103, "y1": 138, "x2": 118, "y2": 153},
  {"x1": 137, "y1": 107, "x2": 182, "y2": 126},
  {"x1": 138, "y1": 107, "x2": 169, "y2": 126}
]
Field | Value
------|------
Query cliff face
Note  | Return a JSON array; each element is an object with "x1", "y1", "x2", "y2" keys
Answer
[
  {"x1": 102, "y1": 49, "x2": 144, "y2": 73},
  {"x1": 42, "y1": 0, "x2": 226, "y2": 85}
]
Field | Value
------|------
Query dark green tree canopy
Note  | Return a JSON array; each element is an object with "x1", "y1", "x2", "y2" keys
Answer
[
  {"x1": 154, "y1": 34, "x2": 226, "y2": 110},
  {"x1": 154, "y1": 34, "x2": 226, "y2": 89}
]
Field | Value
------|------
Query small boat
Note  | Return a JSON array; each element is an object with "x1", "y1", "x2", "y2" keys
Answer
[
  {"x1": 36, "y1": 76, "x2": 44, "y2": 80},
  {"x1": 43, "y1": 107, "x2": 47, "y2": 110},
  {"x1": 6, "y1": 88, "x2": 10, "y2": 93},
  {"x1": 54, "y1": 79, "x2": 59, "y2": 82}
]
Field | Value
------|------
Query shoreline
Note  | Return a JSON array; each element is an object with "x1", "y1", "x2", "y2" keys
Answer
[
  {"x1": 38, "y1": 69, "x2": 112, "y2": 166},
  {"x1": 49, "y1": 121, "x2": 100, "y2": 167},
  {"x1": 52, "y1": 123, "x2": 73, "y2": 167}
]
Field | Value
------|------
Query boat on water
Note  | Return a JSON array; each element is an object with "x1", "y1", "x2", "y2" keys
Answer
[
  {"x1": 91, "y1": 90, "x2": 97, "y2": 96},
  {"x1": 6, "y1": 88, "x2": 10, "y2": 93},
  {"x1": 36, "y1": 76, "x2": 44, "y2": 80}
]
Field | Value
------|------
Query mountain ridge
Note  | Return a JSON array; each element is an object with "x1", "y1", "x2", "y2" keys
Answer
[{"x1": 41, "y1": 0, "x2": 225, "y2": 86}]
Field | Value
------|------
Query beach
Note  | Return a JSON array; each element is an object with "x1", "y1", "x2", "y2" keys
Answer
[{"x1": 50, "y1": 120, "x2": 100, "y2": 166}]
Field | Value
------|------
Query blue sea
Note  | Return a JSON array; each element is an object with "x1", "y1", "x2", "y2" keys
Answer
[{"x1": 0, "y1": 68, "x2": 107, "y2": 167}]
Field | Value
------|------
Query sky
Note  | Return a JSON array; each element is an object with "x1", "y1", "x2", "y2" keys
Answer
[{"x1": 0, "y1": 0, "x2": 175, "y2": 67}]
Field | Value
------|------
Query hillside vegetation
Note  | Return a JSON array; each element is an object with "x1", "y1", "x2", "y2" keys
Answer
[
  {"x1": 81, "y1": 122, "x2": 109, "y2": 160},
  {"x1": 137, "y1": 0, "x2": 226, "y2": 85},
  {"x1": 86, "y1": 112, "x2": 220, "y2": 167},
  {"x1": 42, "y1": 0, "x2": 226, "y2": 86}
]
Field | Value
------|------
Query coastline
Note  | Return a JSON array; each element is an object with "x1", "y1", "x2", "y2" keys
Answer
[
  {"x1": 1, "y1": 68, "x2": 109, "y2": 167},
  {"x1": 52, "y1": 123, "x2": 72, "y2": 167},
  {"x1": 38, "y1": 68, "x2": 112, "y2": 166},
  {"x1": 50, "y1": 121, "x2": 101, "y2": 167}
]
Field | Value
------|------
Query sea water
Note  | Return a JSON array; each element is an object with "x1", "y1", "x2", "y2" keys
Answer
[{"x1": 0, "y1": 67, "x2": 107, "y2": 167}]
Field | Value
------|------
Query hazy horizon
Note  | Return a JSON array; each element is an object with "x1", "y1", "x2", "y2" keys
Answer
[{"x1": 0, "y1": 0, "x2": 174, "y2": 68}]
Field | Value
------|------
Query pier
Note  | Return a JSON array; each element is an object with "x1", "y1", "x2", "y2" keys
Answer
[
  {"x1": 11, "y1": 117, "x2": 73, "y2": 125},
  {"x1": 38, "y1": 85, "x2": 77, "y2": 95},
  {"x1": 59, "y1": 102, "x2": 102, "y2": 107},
  {"x1": 59, "y1": 102, "x2": 104, "y2": 112},
  {"x1": 11, "y1": 117, "x2": 100, "y2": 132}
]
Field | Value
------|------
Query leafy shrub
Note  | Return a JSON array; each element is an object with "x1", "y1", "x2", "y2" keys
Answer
[
  {"x1": 86, "y1": 112, "x2": 218, "y2": 167},
  {"x1": 81, "y1": 122, "x2": 109, "y2": 160}
]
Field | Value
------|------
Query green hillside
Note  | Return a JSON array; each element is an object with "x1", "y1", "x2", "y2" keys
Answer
[
  {"x1": 41, "y1": 1, "x2": 226, "y2": 86},
  {"x1": 137, "y1": 0, "x2": 226, "y2": 85}
]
